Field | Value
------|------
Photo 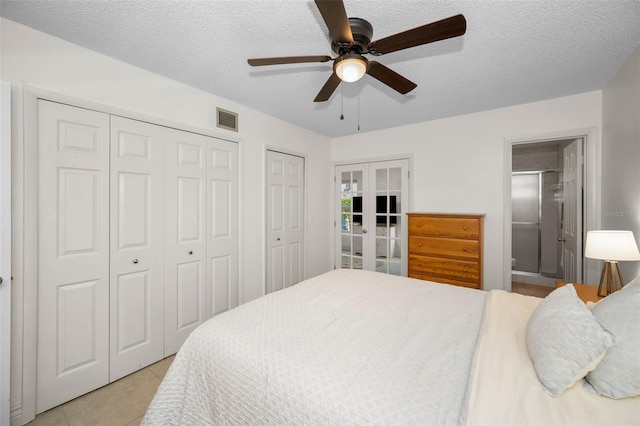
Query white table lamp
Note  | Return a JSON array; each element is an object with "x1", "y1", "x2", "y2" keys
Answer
[{"x1": 585, "y1": 230, "x2": 640, "y2": 297}]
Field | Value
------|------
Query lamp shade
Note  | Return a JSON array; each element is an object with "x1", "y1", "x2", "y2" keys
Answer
[
  {"x1": 334, "y1": 55, "x2": 368, "y2": 83},
  {"x1": 585, "y1": 230, "x2": 640, "y2": 261}
]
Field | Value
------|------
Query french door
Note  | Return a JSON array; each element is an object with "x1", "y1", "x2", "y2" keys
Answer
[{"x1": 335, "y1": 160, "x2": 409, "y2": 275}]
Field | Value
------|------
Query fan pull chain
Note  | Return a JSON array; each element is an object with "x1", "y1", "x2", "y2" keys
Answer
[
  {"x1": 340, "y1": 83, "x2": 344, "y2": 120},
  {"x1": 357, "y1": 95, "x2": 360, "y2": 131}
]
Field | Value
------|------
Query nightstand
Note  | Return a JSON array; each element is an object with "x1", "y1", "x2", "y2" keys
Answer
[{"x1": 556, "y1": 281, "x2": 604, "y2": 303}]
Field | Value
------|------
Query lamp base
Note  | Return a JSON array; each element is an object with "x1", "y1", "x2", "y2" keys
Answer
[{"x1": 597, "y1": 261, "x2": 624, "y2": 297}]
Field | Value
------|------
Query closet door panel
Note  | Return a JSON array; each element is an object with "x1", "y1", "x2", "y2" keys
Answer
[
  {"x1": 211, "y1": 255, "x2": 231, "y2": 315},
  {"x1": 207, "y1": 140, "x2": 239, "y2": 316},
  {"x1": 285, "y1": 156, "x2": 305, "y2": 285},
  {"x1": 37, "y1": 100, "x2": 110, "y2": 413},
  {"x1": 164, "y1": 129, "x2": 207, "y2": 355},
  {"x1": 114, "y1": 270, "x2": 150, "y2": 352},
  {"x1": 266, "y1": 155, "x2": 286, "y2": 293},
  {"x1": 176, "y1": 261, "x2": 201, "y2": 327},
  {"x1": 110, "y1": 116, "x2": 165, "y2": 381},
  {"x1": 266, "y1": 151, "x2": 305, "y2": 294},
  {"x1": 116, "y1": 173, "x2": 150, "y2": 248}
]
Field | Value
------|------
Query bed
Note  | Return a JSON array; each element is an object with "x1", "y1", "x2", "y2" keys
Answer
[{"x1": 142, "y1": 269, "x2": 640, "y2": 425}]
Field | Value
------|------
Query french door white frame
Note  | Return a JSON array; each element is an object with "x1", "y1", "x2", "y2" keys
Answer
[
  {"x1": 503, "y1": 128, "x2": 601, "y2": 292},
  {"x1": 11, "y1": 86, "x2": 243, "y2": 425},
  {"x1": 332, "y1": 155, "x2": 413, "y2": 276}
]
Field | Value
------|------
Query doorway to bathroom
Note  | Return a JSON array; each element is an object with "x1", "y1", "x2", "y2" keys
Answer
[{"x1": 511, "y1": 138, "x2": 585, "y2": 289}]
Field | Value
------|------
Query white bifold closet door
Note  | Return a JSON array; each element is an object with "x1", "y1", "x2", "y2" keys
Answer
[
  {"x1": 35, "y1": 99, "x2": 240, "y2": 413},
  {"x1": 109, "y1": 116, "x2": 165, "y2": 381},
  {"x1": 37, "y1": 101, "x2": 111, "y2": 413},
  {"x1": 207, "y1": 139, "x2": 239, "y2": 315},
  {"x1": 266, "y1": 151, "x2": 304, "y2": 293},
  {"x1": 164, "y1": 129, "x2": 207, "y2": 354}
]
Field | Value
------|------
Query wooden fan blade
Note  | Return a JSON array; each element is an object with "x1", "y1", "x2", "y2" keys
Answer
[
  {"x1": 314, "y1": 73, "x2": 342, "y2": 102},
  {"x1": 368, "y1": 14, "x2": 466, "y2": 55},
  {"x1": 314, "y1": 0, "x2": 353, "y2": 44},
  {"x1": 367, "y1": 62, "x2": 416, "y2": 94},
  {"x1": 248, "y1": 55, "x2": 332, "y2": 66}
]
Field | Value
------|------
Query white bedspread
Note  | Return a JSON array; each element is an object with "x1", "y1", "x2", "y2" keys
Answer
[
  {"x1": 467, "y1": 290, "x2": 640, "y2": 426},
  {"x1": 143, "y1": 269, "x2": 486, "y2": 425}
]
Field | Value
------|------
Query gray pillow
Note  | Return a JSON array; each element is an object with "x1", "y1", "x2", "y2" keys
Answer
[
  {"x1": 526, "y1": 284, "x2": 615, "y2": 397},
  {"x1": 585, "y1": 276, "x2": 640, "y2": 398}
]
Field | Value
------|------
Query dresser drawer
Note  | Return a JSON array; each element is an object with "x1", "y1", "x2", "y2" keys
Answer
[
  {"x1": 408, "y1": 236, "x2": 479, "y2": 260},
  {"x1": 409, "y1": 272, "x2": 481, "y2": 290},
  {"x1": 408, "y1": 255, "x2": 479, "y2": 284},
  {"x1": 408, "y1": 216, "x2": 479, "y2": 239}
]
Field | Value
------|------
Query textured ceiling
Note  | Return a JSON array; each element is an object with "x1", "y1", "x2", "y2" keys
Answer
[{"x1": 1, "y1": 0, "x2": 639, "y2": 138}]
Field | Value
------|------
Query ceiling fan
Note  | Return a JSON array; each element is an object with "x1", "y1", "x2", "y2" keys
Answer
[{"x1": 247, "y1": 0, "x2": 466, "y2": 102}]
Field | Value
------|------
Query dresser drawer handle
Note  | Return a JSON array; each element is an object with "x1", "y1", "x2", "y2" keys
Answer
[
  {"x1": 417, "y1": 243, "x2": 423, "y2": 247},
  {"x1": 463, "y1": 248, "x2": 468, "y2": 252},
  {"x1": 463, "y1": 226, "x2": 468, "y2": 230}
]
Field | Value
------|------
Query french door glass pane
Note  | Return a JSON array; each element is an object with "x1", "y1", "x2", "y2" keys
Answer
[
  {"x1": 341, "y1": 235, "x2": 351, "y2": 255},
  {"x1": 376, "y1": 168, "x2": 388, "y2": 191},
  {"x1": 340, "y1": 169, "x2": 364, "y2": 270},
  {"x1": 389, "y1": 167, "x2": 401, "y2": 190}
]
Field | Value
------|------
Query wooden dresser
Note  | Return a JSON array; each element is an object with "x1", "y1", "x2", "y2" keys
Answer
[{"x1": 407, "y1": 213, "x2": 484, "y2": 290}]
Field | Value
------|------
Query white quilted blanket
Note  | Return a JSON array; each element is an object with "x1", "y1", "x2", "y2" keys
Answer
[
  {"x1": 467, "y1": 290, "x2": 640, "y2": 425},
  {"x1": 143, "y1": 269, "x2": 486, "y2": 425}
]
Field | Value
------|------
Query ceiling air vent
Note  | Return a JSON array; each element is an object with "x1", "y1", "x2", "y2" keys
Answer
[{"x1": 216, "y1": 107, "x2": 238, "y2": 132}]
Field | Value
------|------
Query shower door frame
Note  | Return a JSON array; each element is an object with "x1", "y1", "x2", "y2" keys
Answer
[
  {"x1": 511, "y1": 171, "x2": 543, "y2": 275},
  {"x1": 503, "y1": 128, "x2": 601, "y2": 292}
]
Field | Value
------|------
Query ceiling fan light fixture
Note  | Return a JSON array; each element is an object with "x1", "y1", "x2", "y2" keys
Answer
[{"x1": 334, "y1": 55, "x2": 368, "y2": 83}]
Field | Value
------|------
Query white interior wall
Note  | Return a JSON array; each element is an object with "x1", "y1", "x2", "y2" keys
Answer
[
  {"x1": 1, "y1": 18, "x2": 332, "y2": 424},
  {"x1": 331, "y1": 91, "x2": 603, "y2": 291},
  {"x1": 602, "y1": 45, "x2": 640, "y2": 282},
  {"x1": 0, "y1": 17, "x2": 333, "y2": 301},
  {"x1": 512, "y1": 148, "x2": 559, "y2": 171}
]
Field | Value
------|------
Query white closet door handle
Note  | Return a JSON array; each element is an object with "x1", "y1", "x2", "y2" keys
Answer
[{"x1": 132, "y1": 259, "x2": 139, "y2": 264}]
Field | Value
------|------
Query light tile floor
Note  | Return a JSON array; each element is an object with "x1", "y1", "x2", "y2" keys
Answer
[{"x1": 28, "y1": 355, "x2": 175, "y2": 426}]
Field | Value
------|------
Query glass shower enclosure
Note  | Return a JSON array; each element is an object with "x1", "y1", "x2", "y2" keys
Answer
[
  {"x1": 512, "y1": 170, "x2": 563, "y2": 278},
  {"x1": 512, "y1": 172, "x2": 541, "y2": 273}
]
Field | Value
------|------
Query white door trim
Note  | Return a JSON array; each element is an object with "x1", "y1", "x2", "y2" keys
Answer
[
  {"x1": 15, "y1": 85, "x2": 242, "y2": 424},
  {"x1": 332, "y1": 153, "x2": 415, "y2": 167},
  {"x1": 0, "y1": 81, "x2": 12, "y2": 426},
  {"x1": 503, "y1": 127, "x2": 601, "y2": 292}
]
